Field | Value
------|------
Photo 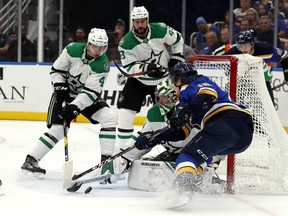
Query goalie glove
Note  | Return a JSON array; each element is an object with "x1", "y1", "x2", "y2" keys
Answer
[{"x1": 168, "y1": 53, "x2": 185, "y2": 69}]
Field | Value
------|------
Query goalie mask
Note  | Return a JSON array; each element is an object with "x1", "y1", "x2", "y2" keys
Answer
[
  {"x1": 155, "y1": 78, "x2": 177, "y2": 115},
  {"x1": 86, "y1": 28, "x2": 108, "y2": 58}
]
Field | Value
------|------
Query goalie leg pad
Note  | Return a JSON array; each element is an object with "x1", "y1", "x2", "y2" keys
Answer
[{"x1": 127, "y1": 160, "x2": 175, "y2": 192}]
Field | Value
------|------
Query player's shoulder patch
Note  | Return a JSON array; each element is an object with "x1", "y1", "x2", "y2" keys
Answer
[{"x1": 104, "y1": 61, "x2": 110, "y2": 72}]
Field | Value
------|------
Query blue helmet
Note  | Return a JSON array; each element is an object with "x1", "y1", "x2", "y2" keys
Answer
[
  {"x1": 236, "y1": 30, "x2": 254, "y2": 44},
  {"x1": 169, "y1": 63, "x2": 198, "y2": 85}
]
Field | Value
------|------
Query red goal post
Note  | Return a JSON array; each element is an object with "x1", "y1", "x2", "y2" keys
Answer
[{"x1": 188, "y1": 54, "x2": 288, "y2": 193}]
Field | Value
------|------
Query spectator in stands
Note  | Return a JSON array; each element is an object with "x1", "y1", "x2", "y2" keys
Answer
[
  {"x1": 0, "y1": 25, "x2": 11, "y2": 61},
  {"x1": 255, "y1": 16, "x2": 280, "y2": 45},
  {"x1": 234, "y1": 0, "x2": 252, "y2": 23},
  {"x1": 233, "y1": 18, "x2": 250, "y2": 43},
  {"x1": 191, "y1": 35, "x2": 199, "y2": 54},
  {"x1": 8, "y1": 31, "x2": 17, "y2": 43},
  {"x1": 256, "y1": 3, "x2": 269, "y2": 17},
  {"x1": 6, "y1": 25, "x2": 35, "y2": 62},
  {"x1": 212, "y1": 26, "x2": 232, "y2": 56},
  {"x1": 222, "y1": 9, "x2": 241, "y2": 35},
  {"x1": 269, "y1": 7, "x2": 287, "y2": 40},
  {"x1": 183, "y1": 44, "x2": 195, "y2": 60},
  {"x1": 106, "y1": 19, "x2": 126, "y2": 64},
  {"x1": 203, "y1": 31, "x2": 222, "y2": 55},
  {"x1": 73, "y1": 26, "x2": 87, "y2": 43},
  {"x1": 33, "y1": 28, "x2": 52, "y2": 62},
  {"x1": 279, "y1": 0, "x2": 288, "y2": 19},
  {"x1": 195, "y1": 16, "x2": 220, "y2": 54},
  {"x1": 49, "y1": 26, "x2": 73, "y2": 62},
  {"x1": 246, "y1": 8, "x2": 259, "y2": 30},
  {"x1": 252, "y1": 0, "x2": 274, "y2": 13}
]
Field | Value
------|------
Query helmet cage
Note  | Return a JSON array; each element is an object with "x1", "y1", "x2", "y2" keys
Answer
[{"x1": 155, "y1": 79, "x2": 177, "y2": 115}]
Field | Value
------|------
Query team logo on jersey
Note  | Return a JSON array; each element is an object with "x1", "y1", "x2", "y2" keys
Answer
[{"x1": 143, "y1": 50, "x2": 163, "y2": 65}]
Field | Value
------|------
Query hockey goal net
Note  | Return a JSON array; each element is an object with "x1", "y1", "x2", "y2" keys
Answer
[{"x1": 188, "y1": 54, "x2": 288, "y2": 193}]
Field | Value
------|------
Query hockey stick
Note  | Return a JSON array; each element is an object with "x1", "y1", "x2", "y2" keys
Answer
[
  {"x1": 272, "y1": 80, "x2": 288, "y2": 90},
  {"x1": 113, "y1": 60, "x2": 168, "y2": 78},
  {"x1": 67, "y1": 173, "x2": 111, "y2": 192},
  {"x1": 62, "y1": 100, "x2": 74, "y2": 189},
  {"x1": 71, "y1": 125, "x2": 170, "y2": 181}
]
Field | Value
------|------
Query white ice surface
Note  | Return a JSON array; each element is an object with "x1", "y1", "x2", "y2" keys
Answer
[{"x1": 0, "y1": 120, "x2": 288, "y2": 216}]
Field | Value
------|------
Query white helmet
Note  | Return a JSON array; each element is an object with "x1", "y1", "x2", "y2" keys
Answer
[
  {"x1": 87, "y1": 28, "x2": 108, "y2": 56},
  {"x1": 155, "y1": 78, "x2": 177, "y2": 115},
  {"x1": 131, "y1": 6, "x2": 149, "y2": 21}
]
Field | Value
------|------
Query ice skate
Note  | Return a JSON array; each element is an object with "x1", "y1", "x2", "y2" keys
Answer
[
  {"x1": 21, "y1": 155, "x2": 46, "y2": 176},
  {"x1": 166, "y1": 172, "x2": 202, "y2": 209}
]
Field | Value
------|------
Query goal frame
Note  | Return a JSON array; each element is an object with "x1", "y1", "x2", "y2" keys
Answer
[{"x1": 188, "y1": 55, "x2": 240, "y2": 193}]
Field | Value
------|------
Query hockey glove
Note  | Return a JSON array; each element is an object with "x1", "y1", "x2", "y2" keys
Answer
[
  {"x1": 145, "y1": 63, "x2": 165, "y2": 78},
  {"x1": 53, "y1": 83, "x2": 70, "y2": 104},
  {"x1": 170, "y1": 105, "x2": 192, "y2": 136},
  {"x1": 284, "y1": 69, "x2": 288, "y2": 81},
  {"x1": 168, "y1": 53, "x2": 185, "y2": 69},
  {"x1": 135, "y1": 131, "x2": 162, "y2": 150},
  {"x1": 58, "y1": 104, "x2": 80, "y2": 122}
]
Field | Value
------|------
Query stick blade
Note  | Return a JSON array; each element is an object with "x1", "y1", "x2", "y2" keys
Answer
[{"x1": 62, "y1": 160, "x2": 74, "y2": 189}]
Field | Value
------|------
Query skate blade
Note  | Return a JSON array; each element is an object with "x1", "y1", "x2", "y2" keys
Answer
[{"x1": 21, "y1": 170, "x2": 45, "y2": 179}]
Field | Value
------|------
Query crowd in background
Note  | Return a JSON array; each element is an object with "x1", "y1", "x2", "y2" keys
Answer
[{"x1": 1, "y1": 0, "x2": 288, "y2": 63}]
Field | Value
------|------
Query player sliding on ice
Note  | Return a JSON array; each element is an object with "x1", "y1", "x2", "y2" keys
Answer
[{"x1": 134, "y1": 62, "x2": 254, "y2": 208}]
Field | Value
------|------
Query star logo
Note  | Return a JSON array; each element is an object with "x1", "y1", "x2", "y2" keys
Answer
[
  {"x1": 67, "y1": 73, "x2": 84, "y2": 94},
  {"x1": 143, "y1": 50, "x2": 163, "y2": 65}
]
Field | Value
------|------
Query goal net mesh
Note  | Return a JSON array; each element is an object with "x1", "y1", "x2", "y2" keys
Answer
[{"x1": 188, "y1": 54, "x2": 288, "y2": 193}]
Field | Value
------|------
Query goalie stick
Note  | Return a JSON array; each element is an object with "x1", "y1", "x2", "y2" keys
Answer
[
  {"x1": 113, "y1": 60, "x2": 168, "y2": 78},
  {"x1": 272, "y1": 80, "x2": 288, "y2": 90}
]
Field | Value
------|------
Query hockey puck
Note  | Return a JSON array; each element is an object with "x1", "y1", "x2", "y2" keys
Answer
[{"x1": 84, "y1": 186, "x2": 92, "y2": 194}]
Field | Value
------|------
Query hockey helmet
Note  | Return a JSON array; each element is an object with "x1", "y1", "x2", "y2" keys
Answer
[
  {"x1": 169, "y1": 63, "x2": 198, "y2": 86},
  {"x1": 236, "y1": 30, "x2": 254, "y2": 44},
  {"x1": 155, "y1": 78, "x2": 177, "y2": 115},
  {"x1": 131, "y1": 6, "x2": 149, "y2": 21},
  {"x1": 87, "y1": 28, "x2": 108, "y2": 57}
]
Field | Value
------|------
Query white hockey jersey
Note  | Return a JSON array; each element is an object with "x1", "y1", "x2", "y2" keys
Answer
[
  {"x1": 118, "y1": 22, "x2": 184, "y2": 86},
  {"x1": 50, "y1": 42, "x2": 110, "y2": 111}
]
